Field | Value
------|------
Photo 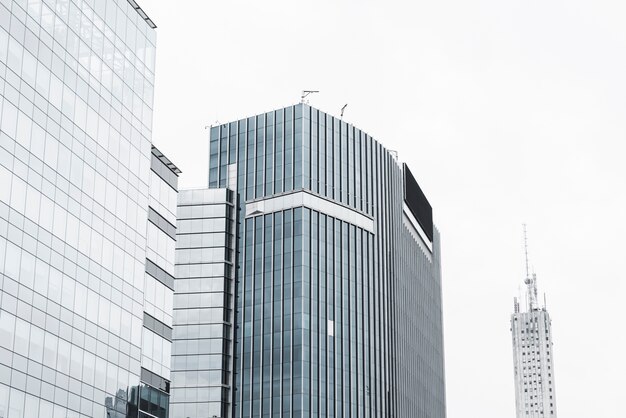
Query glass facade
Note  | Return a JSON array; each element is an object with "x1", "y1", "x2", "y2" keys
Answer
[
  {"x1": 171, "y1": 188, "x2": 235, "y2": 418},
  {"x1": 208, "y1": 105, "x2": 374, "y2": 217},
  {"x1": 175, "y1": 104, "x2": 446, "y2": 417},
  {"x1": 0, "y1": 1, "x2": 175, "y2": 417},
  {"x1": 140, "y1": 146, "x2": 178, "y2": 418},
  {"x1": 235, "y1": 207, "x2": 376, "y2": 418}
]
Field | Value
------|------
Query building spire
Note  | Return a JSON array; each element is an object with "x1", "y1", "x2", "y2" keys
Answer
[{"x1": 523, "y1": 224, "x2": 538, "y2": 311}]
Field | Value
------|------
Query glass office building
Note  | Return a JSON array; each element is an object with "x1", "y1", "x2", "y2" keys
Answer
[
  {"x1": 0, "y1": 0, "x2": 176, "y2": 417},
  {"x1": 173, "y1": 104, "x2": 446, "y2": 418},
  {"x1": 171, "y1": 188, "x2": 236, "y2": 418}
]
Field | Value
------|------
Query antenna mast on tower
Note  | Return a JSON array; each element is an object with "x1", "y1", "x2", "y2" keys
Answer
[
  {"x1": 301, "y1": 90, "x2": 319, "y2": 104},
  {"x1": 523, "y1": 224, "x2": 538, "y2": 311}
]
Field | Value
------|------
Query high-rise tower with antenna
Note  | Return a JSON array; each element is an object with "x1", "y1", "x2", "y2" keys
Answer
[{"x1": 510, "y1": 225, "x2": 558, "y2": 417}]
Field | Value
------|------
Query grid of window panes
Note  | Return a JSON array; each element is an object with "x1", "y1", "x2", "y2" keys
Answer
[
  {"x1": 138, "y1": 382, "x2": 168, "y2": 418},
  {"x1": 209, "y1": 104, "x2": 375, "y2": 218},
  {"x1": 0, "y1": 0, "x2": 158, "y2": 417},
  {"x1": 511, "y1": 310, "x2": 557, "y2": 418},
  {"x1": 235, "y1": 207, "x2": 378, "y2": 418},
  {"x1": 171, "y1": 188, "x2": 235, "y2": 418},
  {"x1": 393, "y1": 226, "x2": 446, "y2": 417},
  {"x1": 139, "y1": 152, "x2": 178, "y2": 418}
]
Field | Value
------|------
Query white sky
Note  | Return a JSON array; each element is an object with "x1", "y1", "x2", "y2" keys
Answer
[{"x1": 141, "y1": 1, "x2": 626, "y2": 416}]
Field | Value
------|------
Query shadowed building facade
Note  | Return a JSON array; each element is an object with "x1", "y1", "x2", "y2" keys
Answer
[{"x1": 172, "y1": 104, "x2": 446, "y2": 418}]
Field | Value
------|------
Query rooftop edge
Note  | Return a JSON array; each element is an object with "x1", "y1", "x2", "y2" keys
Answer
[
  {"x1": 151, "y1": 145, "x2": 181, "y2": 175},
  {"x1": 128, "y1": 0, "x2": 157, "y2": 29}
]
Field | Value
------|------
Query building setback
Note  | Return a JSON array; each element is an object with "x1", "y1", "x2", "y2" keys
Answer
[
  {"x1": 0, "y1": 1, "x2": 176, "y2": 417},
  {"x1": 171, "y1": 104, "x2": 447, "y2": 418}
]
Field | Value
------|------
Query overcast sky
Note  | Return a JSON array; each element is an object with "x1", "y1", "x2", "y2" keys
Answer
[{"x1": 141, "y1": 1, "x2": 626, "y2": 416}]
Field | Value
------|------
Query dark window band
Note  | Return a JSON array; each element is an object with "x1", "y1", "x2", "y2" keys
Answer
[
  {"x1": 145, "y1": 259, "x2": 175, "y2": 290},
  {"x1": 128, "y1": 0, "x2": 157, "y2": 29},
  {"x1": 148, "y1": 207, "x2": 176, "y2": 240},
  {"x1": 151, "y1": 146, "x2": 180, "y2": 191},
  {"x1": 403, "y1": 163, "x2": 434, "y2": 242},
  {"x1": 151, "y1": 160, "x2": 178, "y2": 191},
  {"x1": 140, "y1": 367, "x2": 170, "y2": 394},
  {"x1": 143, "y1": 312, "x2": 172, "y2": 341}
]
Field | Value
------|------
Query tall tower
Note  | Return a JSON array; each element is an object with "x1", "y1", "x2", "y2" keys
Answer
[
  {"x1": 171, "y1": 104, "x2": 447, "y2": 418},
  {"x1": 511, "y1": 226, "x2": 557, "y2": 417}
]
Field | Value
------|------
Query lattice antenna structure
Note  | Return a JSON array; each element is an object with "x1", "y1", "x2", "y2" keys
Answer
[
  {"x1": 531, "y1": 272, "x2": 538, "y2": 311},
  {"x1": 523, "y1": 224, "x2": 538, "y2": 311}
]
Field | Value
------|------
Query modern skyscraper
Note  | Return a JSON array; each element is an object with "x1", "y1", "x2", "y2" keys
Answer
[
  {"x1": 0, "y1": 1, "x2": 176, "y2": 417},
  {"x1": 171, "y1": 104, "x2": 447, "y2": 418},
  {"x1": 511, "y1": 229, "x2": 557, "y2": 418}
]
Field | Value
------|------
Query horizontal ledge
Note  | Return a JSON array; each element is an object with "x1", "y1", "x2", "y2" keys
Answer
[{"x1": 245, "y1": 190, "x2": 374, "y2": 233}]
